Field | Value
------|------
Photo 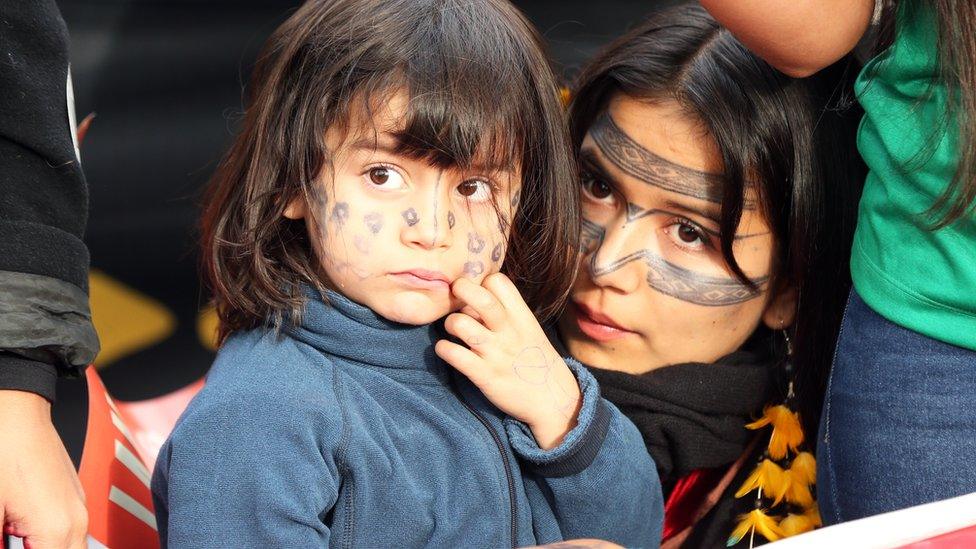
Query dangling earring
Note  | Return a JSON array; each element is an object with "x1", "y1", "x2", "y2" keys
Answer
[{"x1": 728, "y1": 323, "x2": 821, "y2": 547}]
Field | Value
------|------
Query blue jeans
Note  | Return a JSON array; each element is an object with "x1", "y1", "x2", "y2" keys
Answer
[{"x1": 817, "y1": 289, "x2": 976, "y2": 524}]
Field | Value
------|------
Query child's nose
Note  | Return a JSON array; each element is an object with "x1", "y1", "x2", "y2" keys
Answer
[{"x1": 401, "y1": 185, "x2": 453, "y2": 251}]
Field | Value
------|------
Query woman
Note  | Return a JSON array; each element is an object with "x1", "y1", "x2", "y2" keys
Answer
[
  {"x1": 555, "y1": 5, "x2": 864, "y2": 546},
  {"x1": 701, "y1": 0, "x2": 976, "y2": 523}
]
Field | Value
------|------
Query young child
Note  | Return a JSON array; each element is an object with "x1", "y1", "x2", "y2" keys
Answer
[{"x1": 150, "y1": 0, "x2": 663, "y2": 546}]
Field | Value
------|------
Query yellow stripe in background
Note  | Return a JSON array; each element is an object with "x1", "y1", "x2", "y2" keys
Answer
[{"x1": 88, "y1": 270, "x2": 177, "y2": 367}]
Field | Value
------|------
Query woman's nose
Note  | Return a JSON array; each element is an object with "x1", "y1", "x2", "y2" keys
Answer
[{"x1": 583, "y1": 218, "x2": 645, "y2": 295}]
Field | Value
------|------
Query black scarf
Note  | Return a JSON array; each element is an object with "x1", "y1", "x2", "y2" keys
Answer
[{"x1": 586, "y1": 344, "x2": 776, "y2": 492}]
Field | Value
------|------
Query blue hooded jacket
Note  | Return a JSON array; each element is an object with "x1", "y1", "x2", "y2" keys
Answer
[{"x1": 151, "y1": 289, "x2": 663, "y2": 547}]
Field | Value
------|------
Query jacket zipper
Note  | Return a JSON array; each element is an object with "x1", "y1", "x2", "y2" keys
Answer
[{"x1": 451, "y1": 376, "x2": 518, "y2": 548}]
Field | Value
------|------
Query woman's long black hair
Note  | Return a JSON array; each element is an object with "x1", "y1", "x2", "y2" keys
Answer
[{"x1": 569, "y1": 4, "x2": 866, "y2": 436}]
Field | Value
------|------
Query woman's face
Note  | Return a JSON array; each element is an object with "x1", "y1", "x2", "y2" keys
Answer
[{"x1": 558, "y1": 94, "x2": 795, "y2": 374}]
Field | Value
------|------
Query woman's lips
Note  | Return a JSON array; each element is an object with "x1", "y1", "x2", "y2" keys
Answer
[
  {"x1": 390, "y1": 269, "x2": 451, "y2": 290},
  {"x1": 572, "y1": 301, "x2": 636, "y2": 342}
]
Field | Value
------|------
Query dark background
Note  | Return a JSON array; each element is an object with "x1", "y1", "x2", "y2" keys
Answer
[{"x1": 59, "y1": 0, "x2": 679, "y2": 403}]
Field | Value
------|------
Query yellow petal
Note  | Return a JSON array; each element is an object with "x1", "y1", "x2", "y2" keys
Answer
[
  {"x1": 786, "y1": 478, "x2": 814, "y2": 507},
  {"x1": 779, "y1": 513, "x2": 816, "y2": 537},
  {"x1": 746, "y1": 415, "x2": 772, "y2": 430},
  {"x1": 735, "y1": 459, "x2": 787, "y2": 499},
  {"x1": 769, "y1": 468, "x2": 792, "y2": 506},
  {"x1": 728, "y1": 509, "x2": 785, "y2": 546},
  {"x1": 804, "y1": 506, "x2": 822, "y2": 528},
  {"x1": 766, "y1": 405, "x2": 804, "y2": 459},
  {"x1": 791, "y1": 451, "x2": 817, "y2": 485}
]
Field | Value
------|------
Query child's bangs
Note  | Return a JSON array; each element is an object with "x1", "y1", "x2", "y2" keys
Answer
[{"x1": 391, "y1": 72, "x2": 530, "y2": 176}]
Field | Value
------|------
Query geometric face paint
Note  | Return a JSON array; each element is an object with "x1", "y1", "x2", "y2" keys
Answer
[{"x1": 581, "y1": 218, "x2": 767, "y2": 306}]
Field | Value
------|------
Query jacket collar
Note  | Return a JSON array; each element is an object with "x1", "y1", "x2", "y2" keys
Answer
[{"x1": 286, "y1": 285, "x2": 445, "y2": 372}]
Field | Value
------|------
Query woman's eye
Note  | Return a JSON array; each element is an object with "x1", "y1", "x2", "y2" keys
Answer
[
  {"x1": 581, "y1": 174, "x2": 615, "y2": 204},
  {"x1": 457, "y1": 179, "x2": 492, "y2": 201},
  {"x1": 666, "y1": 221, "x2": 710, "y2": 251},
  {"x1": 365, "y1": 166, "x2": 405, "y2": 189}
]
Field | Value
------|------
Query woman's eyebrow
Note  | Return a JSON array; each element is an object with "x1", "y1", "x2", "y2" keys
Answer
[
  {"x1": 579, "y1": 149, "x2": 618, "y2": 185},
  {"x1": 589, "y1": 112, "x2": 735, "y2": 206},
  {"x1": 663, "y1": 198, "x2": 721, "y2": 224}
]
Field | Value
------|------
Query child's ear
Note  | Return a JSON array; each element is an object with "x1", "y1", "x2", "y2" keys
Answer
[
  {"x1": 762, "y1": 282, "x2": 798, "y2": 329},
  {"x1": 283, "y1": 195, "x2": 307, "y2": 220}
]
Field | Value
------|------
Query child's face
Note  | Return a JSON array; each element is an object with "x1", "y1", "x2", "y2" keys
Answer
[{"x1": 286, "y1": 92, "x2": 520, "y2": 325}]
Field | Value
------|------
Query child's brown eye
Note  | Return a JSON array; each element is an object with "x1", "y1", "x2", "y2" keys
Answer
[
  {"x1": 456, "y1": 179, "x2": 491, "y2": 201},
  {"x1": 369, "y1": 167, "x2": 390, "y2": 185},
  {"x1": 457, "y1": 180, "x2": 478, "y2": 196}
]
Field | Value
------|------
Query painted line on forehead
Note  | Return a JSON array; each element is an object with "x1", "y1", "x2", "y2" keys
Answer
[
  {"x1": 590, "y1": 113, "x2": 756, "y2": 209},
  {"x1": 625, "y1": 203, "x2": 769, "y2": 241},
  {"x1": 588, "y1": 249, "x2": 769, "y2": 306}
]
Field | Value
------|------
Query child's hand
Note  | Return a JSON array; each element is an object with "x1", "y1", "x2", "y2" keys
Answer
[{"x1": 435, "y1": 274, "x2": 582, "y2": 450}]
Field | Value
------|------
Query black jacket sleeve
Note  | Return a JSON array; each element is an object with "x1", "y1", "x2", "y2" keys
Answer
[{"x1": 0, "y1": 0, "x2": 100, "y2": 401}]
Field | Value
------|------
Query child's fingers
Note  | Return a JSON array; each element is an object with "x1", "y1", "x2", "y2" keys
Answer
[
  {"x1": 443, "y1": 313, "x2": 493, "y2": 351},
  {"x1": 481, "y1": 273, "x2": 533, "y2": 318},
  {"x1": 460, "y1": 305, "x2": 482, "y2": 322},
  {"x1": 451, "y1": 277, "x2": 507, "y2": 331},
  {"x1": 434, "y1": 339, "x2": 486, "y2": 384}
]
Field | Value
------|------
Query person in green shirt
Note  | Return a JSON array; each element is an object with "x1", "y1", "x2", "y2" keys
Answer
[{"x1": 702, "y1": 0, "x2": 976, "y2": 524}]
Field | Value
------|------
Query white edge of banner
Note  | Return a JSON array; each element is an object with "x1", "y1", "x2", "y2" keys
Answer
[{"x1": 765, "y1": 491, "x2": 976, "y2": 548}]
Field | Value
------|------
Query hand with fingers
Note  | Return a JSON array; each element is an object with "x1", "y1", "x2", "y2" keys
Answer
[{"x1": 435, "y1": 274, "x2": 582, "y2": 450}]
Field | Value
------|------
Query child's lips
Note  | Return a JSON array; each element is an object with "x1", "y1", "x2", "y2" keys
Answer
[{"x1": 390, "y1": 269, "x2": 451, "y2": 290}]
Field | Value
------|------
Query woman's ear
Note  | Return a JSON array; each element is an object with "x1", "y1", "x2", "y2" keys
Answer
[
  {"x1": 762, "y1": 283, "x2": 798, "y2": 329},
  {"x1": 283, "y1": 195, "x2": 307, "y2": 220}
]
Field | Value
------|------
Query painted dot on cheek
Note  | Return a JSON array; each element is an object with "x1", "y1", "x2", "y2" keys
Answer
[
  {"x1": 463, "y1": 261, "x2": 485, "y2": 277},
  {"x1": 467, "y1": 233, "x2": 486, "y2": 254},
  {"x1": 331, "y1": 202, "x2": 349, "y2": 225},
  {"x1": 364, "y1": 212, "x2": 384, "y2": 234},
  {"x1": 354, "y1": 234, "x2": 371, "y2": 254},
  {"x1": 448, "y1": 211, "x2": 455, "y2": 229},
  {"x1": 402, "y1": 208, "x2": 420, "y2": 226},
  {"x1": 491, "y1": 243, "x2": 503, "y2": 263}
]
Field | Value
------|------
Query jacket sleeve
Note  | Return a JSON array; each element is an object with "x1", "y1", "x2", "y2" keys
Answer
[
  {"x1": 151, "y1": 372, "x2": 342, "y2": 547},
  {"x1": 0, "y1": 0, "x2": 100, "y2": 401},
  {"x1": 505, "y1": 358, "x2": 665, "y2": 547}
]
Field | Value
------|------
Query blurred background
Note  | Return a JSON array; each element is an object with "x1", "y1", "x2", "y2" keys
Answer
[{"x1": 56, "y1": 0, "x2": 680, "y2": 432}]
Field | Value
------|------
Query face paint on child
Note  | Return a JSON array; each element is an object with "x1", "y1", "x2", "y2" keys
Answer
[{"x1": 285, "y1": 92, "x2": 521, "y2": 325}]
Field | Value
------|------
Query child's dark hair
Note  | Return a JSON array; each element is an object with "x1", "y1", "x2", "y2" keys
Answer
[
  {"x1": 569, "y1": 4, "x2": 865, "y2": 435},
  {"x1": 201, "y1": 0, "x2": 579, "y2": 344}
]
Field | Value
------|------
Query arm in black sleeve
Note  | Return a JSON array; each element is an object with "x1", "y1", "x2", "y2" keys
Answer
[{"x1": 0, "y1": 0, "x2": 100, "y2": 401}]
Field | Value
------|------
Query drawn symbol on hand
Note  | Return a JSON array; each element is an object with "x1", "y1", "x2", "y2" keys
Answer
[{"x1": 513, "y1": 347, "x2": 551, "y2": 385}]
